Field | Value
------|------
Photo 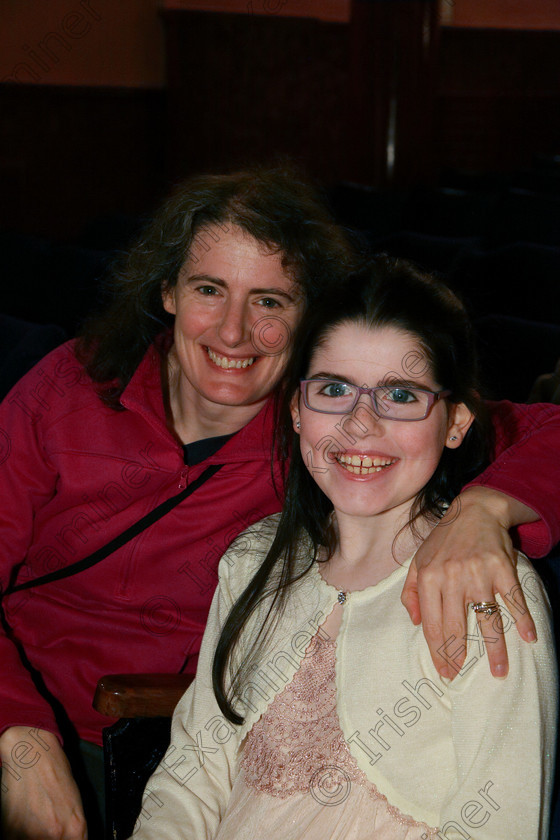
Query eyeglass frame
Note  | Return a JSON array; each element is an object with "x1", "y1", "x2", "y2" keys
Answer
[{"x1": 299, "y1": 378, "x2": 452, "y2": 422}]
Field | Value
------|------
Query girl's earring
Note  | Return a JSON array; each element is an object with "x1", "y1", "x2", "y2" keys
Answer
[
  {"x1": 449, "y1": 435, "x2": 458, "y2": 441},
  {"x1": 296, "y1": 421, "x2": 301, "y2": 430}
]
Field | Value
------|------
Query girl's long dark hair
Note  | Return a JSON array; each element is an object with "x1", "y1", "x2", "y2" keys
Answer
[
  {"x1": 213, "y1": 255, "x2": 491, "y2": 725},
  {"x1": 75, "y1": 162, "x2": 352, "y2": 408}
]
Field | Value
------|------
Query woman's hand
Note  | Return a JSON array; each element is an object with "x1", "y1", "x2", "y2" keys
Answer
[
  {"x1": 0, "y1": 727, "x2": 87, "y2": 840},
  {"x1": 401, "y1": 486, "x2": 538, "y2": 679}
]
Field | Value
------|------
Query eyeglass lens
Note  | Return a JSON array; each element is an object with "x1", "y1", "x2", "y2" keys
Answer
[{"x1": 304, "y1": 380, "x2": 432, "y2": 419}]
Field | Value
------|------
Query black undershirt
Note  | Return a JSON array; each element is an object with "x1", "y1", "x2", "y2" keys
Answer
[{"x1": 182, "y1": 433, "x2": 234, "y2": 466}]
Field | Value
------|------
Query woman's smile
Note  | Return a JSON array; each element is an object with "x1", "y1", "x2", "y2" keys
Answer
[
  {"x1": 205, "y1": 346, "x2": 257, "y2": 370},
  {"x1": 162, "y1": 223, "x2": 304, "y2": 440}
]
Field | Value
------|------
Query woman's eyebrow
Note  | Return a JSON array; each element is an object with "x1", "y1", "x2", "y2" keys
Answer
[
  {"x1": 182, "y1": 274, "x2": 297, "y2": 301},
  {"x1": 250, "y1": 287, "x2": 296, "y2": 301},
  {"x1": 183, "y1": 273, "x2": 226, "y2": 286}
]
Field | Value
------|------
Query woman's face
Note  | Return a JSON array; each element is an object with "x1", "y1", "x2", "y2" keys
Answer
[
  {"x1": 291, "y1": 322, "x2": 473, "y2": 524},
  {"x1": 163, "y1": 223, "x2": 304, "y2": 412}
]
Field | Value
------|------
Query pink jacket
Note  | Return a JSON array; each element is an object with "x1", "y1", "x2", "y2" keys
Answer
[{"x1": 0, "y1": 341, "x2": 558, "y2": 746}]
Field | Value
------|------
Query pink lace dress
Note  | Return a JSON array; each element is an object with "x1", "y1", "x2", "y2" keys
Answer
[{"x1": 215, "y1": 633, "x2": 439, "y2": 840}]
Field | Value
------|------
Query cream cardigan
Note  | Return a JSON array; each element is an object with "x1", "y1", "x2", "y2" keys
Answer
[{"x1": 132, "y1": 515, "x2": 557, "y2": 840}]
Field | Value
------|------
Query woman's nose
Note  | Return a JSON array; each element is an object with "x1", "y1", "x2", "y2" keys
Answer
[{"x1": 217, "y1": 300, "x2": 249, "y2": 347}]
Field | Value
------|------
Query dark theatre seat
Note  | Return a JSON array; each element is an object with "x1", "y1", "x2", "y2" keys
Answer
[
  {"x1": 94, "y1": 674, "x2": 193, "y2": 839},
  {"x1": 0, "y1": 314, "x2": 67, "y2": 401}
]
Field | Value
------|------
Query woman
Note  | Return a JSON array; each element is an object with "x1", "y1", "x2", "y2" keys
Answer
[
  {"x1": 0, "y1": 164, "x2": 351, "y2": 838},
  {"x1": 0, "y1": 166, "x2": 558, "y2": 840},
  {"x1": 134, "y1": 257, "x2": 557, "y2": 839}
]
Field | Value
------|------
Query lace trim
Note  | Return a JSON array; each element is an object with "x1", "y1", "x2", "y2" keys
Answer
[{"x1": 241, "y1": 634, "x2": 438, "y2": 836}]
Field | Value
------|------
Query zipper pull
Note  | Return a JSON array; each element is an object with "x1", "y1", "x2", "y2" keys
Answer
[{"x1": 178, "y1": 467, "x2": 188, "y2": 490}]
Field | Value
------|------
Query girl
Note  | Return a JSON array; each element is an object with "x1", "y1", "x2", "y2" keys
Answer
[{"x1": 135, "y1": 256, "x2": 557, "y2": 839}]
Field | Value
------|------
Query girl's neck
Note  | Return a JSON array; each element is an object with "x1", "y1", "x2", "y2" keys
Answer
[{"x1": 323, "y1": 507, "x2": 433, "y2": 591}]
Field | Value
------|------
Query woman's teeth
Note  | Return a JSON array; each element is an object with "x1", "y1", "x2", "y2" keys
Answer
[
  {"x1": 335, "y1": 454, "x2": 396, "y2": 474},
  {"x1": 207, "y1": 348, "x2": 256, "y2": 369}
]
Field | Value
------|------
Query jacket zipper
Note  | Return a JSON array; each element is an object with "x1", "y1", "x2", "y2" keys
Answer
[{"x1": 178, "y1": 466, "x2": 189, "y2": 490}]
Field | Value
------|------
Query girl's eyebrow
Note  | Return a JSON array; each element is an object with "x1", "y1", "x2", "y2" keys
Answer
[
  {"x1": 307, "y1": 373, "x2": 433, "y2": 390},
  {"x1": 307, "y1": 371, "x2": 357, "y2": 384},
  {"x1": 381, "y1": 375, "x2": 433, "y2": 390}
]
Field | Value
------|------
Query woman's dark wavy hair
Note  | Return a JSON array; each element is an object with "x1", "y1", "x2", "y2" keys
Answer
[
  {"x1": 213, "y1": 254, "x2": 491, "y2": 724},
  {"x1": 76, "y1": 163, "x2": 352, "y2": 407}
]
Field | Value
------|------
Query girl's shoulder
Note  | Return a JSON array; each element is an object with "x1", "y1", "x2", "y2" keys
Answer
[
  {"x1": 217, "y1": 513, "x2": 283, "y2": 589},
  {"x1": 514, "y1": 551, "x2": 552, "y2": 613},
  {"x1": 217, "y1": 513, "x2": 316, "y2": 598}
]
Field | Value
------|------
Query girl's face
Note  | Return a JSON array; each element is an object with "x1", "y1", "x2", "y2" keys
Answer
[{"x1": 291, "y1": 322, "x2": 473, "y2": 525}]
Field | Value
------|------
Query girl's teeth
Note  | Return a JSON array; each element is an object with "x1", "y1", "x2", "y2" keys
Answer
[
  {"x1": 336, "y1": 454, "x2": 395, "y2": 474},
  {"x1": 207, "y1": 349, "x2": 255, "y2": 369}
]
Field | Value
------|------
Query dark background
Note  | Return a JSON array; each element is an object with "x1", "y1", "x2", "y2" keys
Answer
[
  {"x1": 1, "y1": 0, "x2": 559, "y2": 237},
  {"x1": 1, "y1": 0, "x2": 560, "y2": 403}
]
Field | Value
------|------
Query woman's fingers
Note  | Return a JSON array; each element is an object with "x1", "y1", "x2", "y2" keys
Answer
[
  {"x1": 401, "y1": 558, "x2": 422, "y2": 625},
  {"x1": 402, "y1": 489, "x2": 538, "y2": 680}
]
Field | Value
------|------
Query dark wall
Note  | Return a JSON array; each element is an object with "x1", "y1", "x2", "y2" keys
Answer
[
  {"x1": 163, "y1": 3, "x2": 444, "y2": 189},
  {"x1": 435, "y1": 27, "x2": 560, "y2": 173},
  {"x1": 164, "y1": 10, "x2": 351, "y2": 184},
  {"x1": 1, "y1": 11, "x2": 560, "y2": 242},
  {"x1": 0, "y1": 85, "x2": 166, "y2": 240}
]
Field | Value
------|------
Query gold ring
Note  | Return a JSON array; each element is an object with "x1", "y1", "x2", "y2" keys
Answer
[{"x1": 471, "y1": 601, "x2": 500, "y2": 616}]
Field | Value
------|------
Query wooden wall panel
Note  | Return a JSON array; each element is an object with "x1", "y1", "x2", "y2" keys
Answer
[
  {"x1": 163, "y1": 10, "x2": 351, "y2": 183},
  {"x1": 1, "y1": 0, "x2": 165, "y2": 88},
  {"x1": 6, "y1": 1, "x2": 559, "y2": 243},
  {"x1": 163, "y1": 0, "x2": 351, "y2": 22},
  {"x1": 434, "y1": 28, "x2": 560, "y2": 173},
  {"x1": 0, "y1": 86, "x2": 167, "y2": 238},
  {"x1": 164, "y1": 2, "x2": 439, "y2": 188},
  {"x1": 447, "y1": 0, "x2": 560, "y2": 31}
]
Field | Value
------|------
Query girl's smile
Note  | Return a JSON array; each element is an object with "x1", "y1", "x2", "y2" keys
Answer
[
  {"x1": 292, "y1": 322, "x2": 472, "y2": 528},
  {"x1": 331, "y1": 450, "x2": 399, "y2": 476}
]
